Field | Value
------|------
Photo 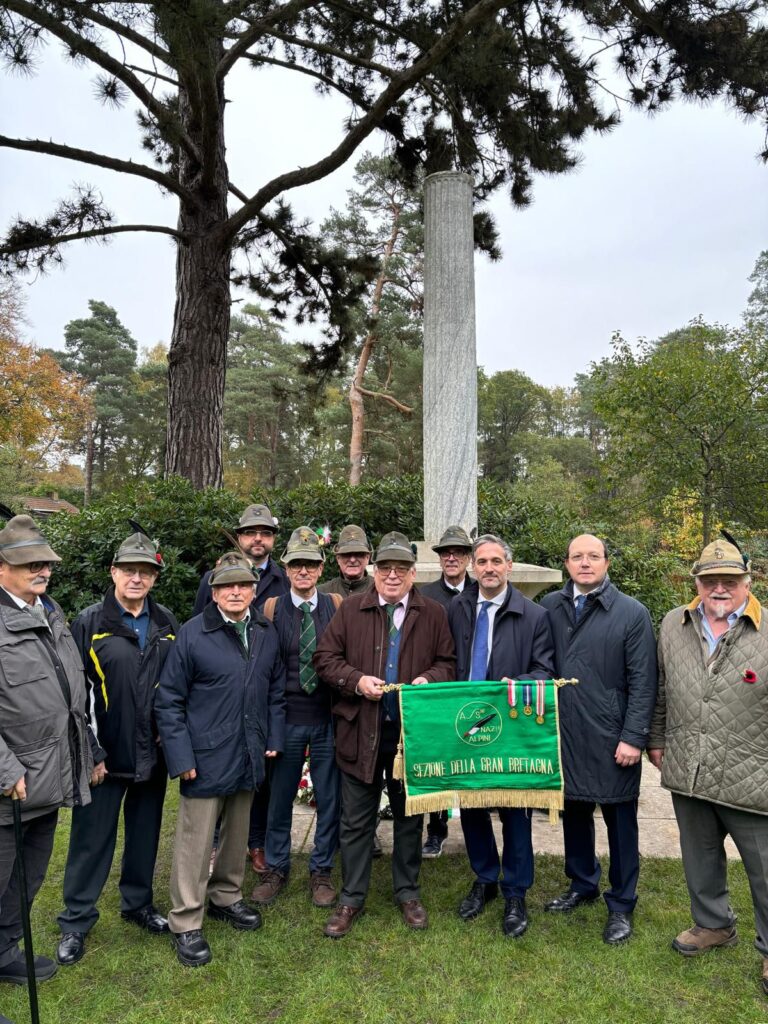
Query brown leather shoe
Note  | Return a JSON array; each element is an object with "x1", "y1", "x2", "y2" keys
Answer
[
  {"x1": 251, "y1": 870, "x2": 286, "y2": 905},
  {"x1": 324, "y1": 904, "x2": 363, "y2": 939},
  {"x1": 249, "y1": 847, "x2": 267, "y2": 873},
  {"x1": 400, "y1": 898, "x2": 428, "y2": 930},
  {"x1": 310, "y1": 872, "x2": 337, "y2": 908},
  {"x1": 672, "y1": 924, "x2": 738, "y2": 956}
]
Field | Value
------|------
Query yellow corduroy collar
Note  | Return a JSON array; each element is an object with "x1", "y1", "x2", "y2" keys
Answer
[{"x1": 683, "y1": 591, "x2": 762, "y2": 629}]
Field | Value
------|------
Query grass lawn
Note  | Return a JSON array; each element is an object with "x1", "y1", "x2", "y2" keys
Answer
[{"x1": 4, "y1": 790, "x2": 767, "y2": 1024}]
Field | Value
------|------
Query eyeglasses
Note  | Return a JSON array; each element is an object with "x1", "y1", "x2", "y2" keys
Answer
[
  {"x1": 239, "y1": 528, "x2": 273, "y2": 538},
  {"x1": 286, "y1": 561, "x2": 322, "y2": 571},
  {"x1": 25, "y1": 561, "x2": 53, "y2": 573},
  {"x1": 697, "y1": 576, "x2": 746, "y2": 591},
  {"x1": 375, "y1": 564, "x2": 410, "y2": 578},
  {"x1": 439, "y1": 548, "x2": 470, "y2": 560},
  {"x1": 115, "y1": 565, "x2": 157, "y2": 580},
  {"x1": 567, "y1": 553, "x2": 605, "y2": 563}
]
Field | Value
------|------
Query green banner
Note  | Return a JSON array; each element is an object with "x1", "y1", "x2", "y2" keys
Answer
[{"x1": 396, "y1": 679, "x2": 566, "y2": 819}]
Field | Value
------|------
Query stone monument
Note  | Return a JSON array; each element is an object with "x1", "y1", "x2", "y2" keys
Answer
[{"x1": 418, "y1": 171, "x2": 560, "y2": 600}]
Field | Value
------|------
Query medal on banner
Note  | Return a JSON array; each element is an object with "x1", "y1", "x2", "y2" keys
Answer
[
  {"x1": 523, "y1": 682, "x2": 533, "y2": 717},
  {"x1": 508, "y1": 678, "x2": 518, "y2": 719},
  {"x1": 535, "y1": 679, "x2": 545, "y2": 725}
]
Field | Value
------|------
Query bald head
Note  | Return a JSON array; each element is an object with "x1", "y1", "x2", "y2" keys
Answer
[{"x1": 564, "y1": 534, "x2": 610, "y2": 593}]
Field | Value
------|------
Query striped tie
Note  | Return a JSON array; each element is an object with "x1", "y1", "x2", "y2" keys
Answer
[{"x1": 299, "y1": 602, "x2": 318, "y2": 694}]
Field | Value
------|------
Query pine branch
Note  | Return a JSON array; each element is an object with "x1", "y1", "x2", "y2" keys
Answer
[
  {"x1": 246, "y1": 52, "x2": 367, "y2": 104},
  {"x1": 0, "y1": 134, "x2": 193, "y2": 204},
  {"x1": 50, "y1": 1, "x2": 172, "y2": 65},
  {"x1": 222, "y1": 0, "x2": 508, "y2": 242},
  {"x1": 357, "y1": 386, "x2": 413, "y2": 415},
  {"x1": 3, "y1": 0, "x2": 198, "y2": 164},
  {"x1": 217, "y1": 0, "x2": 324, "y2": 78}
]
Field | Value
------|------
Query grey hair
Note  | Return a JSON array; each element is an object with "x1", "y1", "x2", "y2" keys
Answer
[{"x1": 472, "y1": 534, "x2": 512, "y2": 560}]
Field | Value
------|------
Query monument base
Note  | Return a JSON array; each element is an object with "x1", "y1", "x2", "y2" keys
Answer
[{"x1": 414, "y1": 542, "x2": 561, "y2": 600}]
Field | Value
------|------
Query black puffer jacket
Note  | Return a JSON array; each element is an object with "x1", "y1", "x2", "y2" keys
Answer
[
  {"x1": 540, "y1": 579, "x2": 657, "y2": 803},
  {"x1": 71, "y1": 588, "x2": 178, "y2": 780}
]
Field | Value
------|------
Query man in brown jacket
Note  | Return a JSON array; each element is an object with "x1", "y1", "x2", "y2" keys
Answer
[{"x1": 314, "y1": 531, "x2": 455, "y2": 938}]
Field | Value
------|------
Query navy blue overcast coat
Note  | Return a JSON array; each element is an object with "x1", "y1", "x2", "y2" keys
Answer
[
  {"x1": 448, "y1": 583, "x2": 555, "y2": 681},
  {"x1": 539, "y1": 579, "x2": 657, "y2": 803},
  {"x1": 155, "y1": 601, "x2": 286, "y2": 798}
]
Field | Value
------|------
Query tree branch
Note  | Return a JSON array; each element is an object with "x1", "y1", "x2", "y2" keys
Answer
[
  {"x1": 222, "y1": 0, "x2": 508, "y2": 243},
  {"x1": 246, "y1": 52, "x2": 366, "y2": 104},
  {"x1": 51, "y1": 1, "x2": 173, "y2": 65},
  {"x1": 357, "y1": 386, "x2": 413, "y2": 414},
  {"x1": 0, "y1": 134, "x2": 194, "y2": 204},
  {"x1": 1, "y1": 223, "x2": 185, "y2": 258},
  {"x1": 266, "y1": 27, "x2": 397, "y2": 79},
  {"x1": 217, "y1": 0, "x2": 324, "y2": 79},
  {"x1": 3, "y1": 0, "x2": 198, "y2": 163}
]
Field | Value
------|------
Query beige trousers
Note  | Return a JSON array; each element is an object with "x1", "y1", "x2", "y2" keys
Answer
[{"x1": 168, "y1": 789, "x2": 252, "y2": 933}]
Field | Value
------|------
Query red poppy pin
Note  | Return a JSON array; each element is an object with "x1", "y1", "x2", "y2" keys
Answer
[{"x1": 742, "y1": 669, "x2": 757, "y2": 684}]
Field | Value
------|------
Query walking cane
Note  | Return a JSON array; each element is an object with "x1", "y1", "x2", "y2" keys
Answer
[{"x1": 11, "y1": 796, "x2": 40, "y2": 1024}]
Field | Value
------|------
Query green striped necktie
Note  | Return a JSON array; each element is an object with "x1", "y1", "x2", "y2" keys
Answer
[{"x1": 299, "y1": 601, "x2": 318, "y2": 694}]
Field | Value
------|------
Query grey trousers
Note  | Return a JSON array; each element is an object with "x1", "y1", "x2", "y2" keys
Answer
[
  {"x1": 169, "y1": 790, "x2": 252, "y2": 933},
  {"x1": 672, "y1": 792, "x2": 768, "y2": 955},
  {"x1": 339, "y1": 748, "x2": 423, "y2": 908}
]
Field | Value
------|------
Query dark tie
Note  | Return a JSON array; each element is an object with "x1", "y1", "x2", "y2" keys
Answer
[
  {"x1": 299, "y1": 602, "x2": 318, "y2": 694},
  {"x1": 574, "y1": 594, "x2": 587, "y2": 622},
  {"x1": 386, "y1": 602, "x2": 399, "y2": 642},
  {"x1": 470, "y1": 601, "x2": 492, "y2": 681}
]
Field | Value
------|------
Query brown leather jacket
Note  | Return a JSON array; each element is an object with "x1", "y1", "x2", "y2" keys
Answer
[{"x1": 313, "y1": 586, "x2": 455, "y2": 783}]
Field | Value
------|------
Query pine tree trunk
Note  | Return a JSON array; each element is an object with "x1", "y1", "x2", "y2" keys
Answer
[
  {"x1": 83, "y1": 419, "x2": 94, "y2": 507},
  {"x1": 348, "y1": 206, "x2": 401, "y2": 486},
  {"x1": 165, "y1": 47, "x2": 230, "y2": 489}
]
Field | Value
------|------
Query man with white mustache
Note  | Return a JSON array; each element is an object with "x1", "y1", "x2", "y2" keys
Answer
[{"x1": 649, "y1": 535, "x2": 768, "y2": 999}]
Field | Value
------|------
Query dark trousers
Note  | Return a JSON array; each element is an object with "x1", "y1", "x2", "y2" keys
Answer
[
  {"x1": 0, "y1": 810, "x2": 58, "y2": 968},
  {"x1": 673, "y1": 792, "x2": 768, "y2": 956},
  {"x1": 339, "y1": 748, "x2": 423, "y2": 907},
  {"x1": 266, "y1": 721, "x2": 340, "y2": 875},
  {"x1": 58, "y1": 770, "x2": 167, "y2": 934},
  {"x1": 426, "y1": 810, "x2": 449, "y2": 840},
  {"x1": 562, "y1": 798, "x2": 639, "y2": 913},
  {"x1": 461, "y1": 807, "x2": 534, "y2": 899}
]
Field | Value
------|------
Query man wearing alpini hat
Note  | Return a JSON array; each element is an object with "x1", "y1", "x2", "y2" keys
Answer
[
  {"x1": 318, "y1": 525, "x2": 373, "y2": 599},
  {"x1": 56, "y1": 525, "x2": 179, "y2": 967},
  {"x1": 648, "y1": 534, "x2": 768, "y2": 997},
  {"x1": 0, "y1": 515, "x2": 93, "y2": 998},
  {"x1": 314, "y1": 531, "x2": 455, "y2": 938},
  {"x1": 156, "y1": 551, "x2": 285, "y2": 967},
  {"x1": 252, "y1": 528, "x2": 342, "y2": 910}
]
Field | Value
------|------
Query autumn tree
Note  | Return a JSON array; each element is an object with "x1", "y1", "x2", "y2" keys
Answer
[
  {"x1": 0, "y1": 282, "x2": 90, "y2": 496},
  {"x1": 2, "y1": 2, "x2": 767, "y2": 489},
  {"x1": 591, "y1": 320, "x2": 768, "y2": 544}
]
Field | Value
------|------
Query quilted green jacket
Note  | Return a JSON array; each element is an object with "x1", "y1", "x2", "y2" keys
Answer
[{"x1": 651, "y1": 593, "x2": 768, "y2": 815}]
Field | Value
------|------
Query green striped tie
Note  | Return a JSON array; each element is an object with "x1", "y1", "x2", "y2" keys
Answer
[{"x1": 299, "y1": 602, "x2": 318, "y2": 694}]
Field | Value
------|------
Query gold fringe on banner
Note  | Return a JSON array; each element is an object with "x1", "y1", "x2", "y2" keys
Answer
[{"x1": 404, "y1": 788, "x2": 563, "y2": 824}]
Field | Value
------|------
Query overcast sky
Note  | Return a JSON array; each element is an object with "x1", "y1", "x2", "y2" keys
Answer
[{"x1": 1, "y1": 39, "x2": 766, "y2": 389}]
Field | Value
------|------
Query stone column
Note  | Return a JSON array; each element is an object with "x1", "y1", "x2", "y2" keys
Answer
[{"x1": 422, "y1": 171, "x2": 477, "y2": 544}]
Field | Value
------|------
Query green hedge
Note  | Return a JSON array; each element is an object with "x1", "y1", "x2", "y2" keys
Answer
[{"x1": 42, "y1": 475, "x2": 693, "y2": 625}]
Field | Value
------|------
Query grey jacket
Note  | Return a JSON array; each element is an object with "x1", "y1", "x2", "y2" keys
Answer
[
  {"x1": 651, "y1": 594, "x2": 768, "y2": 815},
  {"x1": 0, "y1": 590, "x2": 93, "y2": 822}
]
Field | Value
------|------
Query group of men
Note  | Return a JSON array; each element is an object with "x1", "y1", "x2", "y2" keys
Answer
[{"x1": 0, "y1": 505, "x2": 767, "y2": 1023}]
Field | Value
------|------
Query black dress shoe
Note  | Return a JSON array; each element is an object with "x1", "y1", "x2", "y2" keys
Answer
[
  {"x1": 56, "y1": 932, "x2": 85, "y2": 966},
  {"x1": 207, "y1": 899, "x2": 262, "y2": 932},
  {"x1": 458, "y1": 881, "x2": 498, "y2": 921},
  {"x1": 502, "y1": 897, "x2": 528, "y2": 938},
  {"x1": 603, "y1": 911, "x2": 633, "y2": 944},
  {"x1": 545, "y1": 889, "x2": 600, "y2": 913},
  {"x1": 171, "y1": 929, "x2": 212, "y2": 967},
  {"x1": 0, "y1": 954, "x2": 58, "y2": 983},
  {"x1": 121, "y1": 904, "x2": 169, "y2": 933}
]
